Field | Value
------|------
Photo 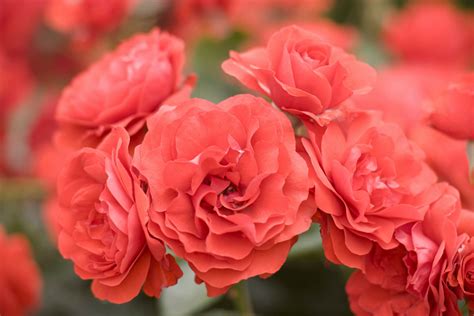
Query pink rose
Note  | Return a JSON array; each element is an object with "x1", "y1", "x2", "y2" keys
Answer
[
  {"x1": 302, "y1": 111, "x2": 437, "y2": 270},
  {"x1": 450, "y1": 237, "x2": 474, "y2": 311},
  {"x1": 410, "y1": 126, "x2": 474, "y2": 211},
  {"x1": 55, "y1": 28, "x2": 188, "y2": 148},
  {"x1": 430, "y1": 73, "x2": 474, "y2": 140},
  {"x1": 346, "y1": 271, "x2": 427, "y2": 316},
  {"x1": 0, "y1": 227, "x2": 42, "y2": 316},
  {"x1": 222, "y1": 25, "x2": 375, "y2": 123},
  {"x1": 383, "y1": 3, "x2": 472, "y2": 66},
  {"x1": 347, "y1": 183, "x2": 466, "y2": 315},
  {"x1": 137, "y1": 94, "x2": 314, "y2": 296},
  {"x1": 395, "y1": 183, "x2": 465, "y2": 316},
  {"x1": 57, "y1": 128, "x2": 182, "y2": 303}
]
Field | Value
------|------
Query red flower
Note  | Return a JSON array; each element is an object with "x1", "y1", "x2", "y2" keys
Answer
[
  {"x1": 222, "y1": 25, "x2": 375, "y2": 123},
  {"x1": 55, "y1": 28, "x2": 188, "y2": 149},
  {"x1": 302, "y1": 111, "x2": 437, "y2": 270},
  {"x1": 383, "y1": 3, "x2": 472, "y2": 66},
  {"x1": 0, "y1": 227, "x2": 42, "y2": 316},
  {"x1": 347, "y1": 183, "x2": 466, "y2": 315},
  {"x1": 430, "y1": 73, "x2": 474, "y2": 140},
  {"x1": 346, "y1": 271, "x2": 427, "y2": 316},
  {"x1": 57, "y1": 128, "x2": 182, "y2": 303},
  {"x1": 137, "y1": 94, "x2": 314, "y2": 296},
  {"x1": 450, "y1": 237, "x2": 474, "y2": 311},
  {"x1": 0, "y1": 0, "x2": 44, "y2": 56},
  {"x1": 45, "y1": 0, "x2": 132, "y2": 46}
]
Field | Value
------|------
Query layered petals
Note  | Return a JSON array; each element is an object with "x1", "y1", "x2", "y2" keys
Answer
[{"x1": 137, "y1": 94, "x2": 314, "y2": 295}]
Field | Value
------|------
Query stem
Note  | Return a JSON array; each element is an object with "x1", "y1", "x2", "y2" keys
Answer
[{"x1": 231, "y1": 281, "x2": 255, "y2": 316}]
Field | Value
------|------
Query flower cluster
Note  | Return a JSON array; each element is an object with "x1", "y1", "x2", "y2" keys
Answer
[
  {"x1": 29, "y1": 6, "x2": 474, "y2": 314},
  {"x1": 2, "y1": 1, "x2": 473, "y2": 314}
]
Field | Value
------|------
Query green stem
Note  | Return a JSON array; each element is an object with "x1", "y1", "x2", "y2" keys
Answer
[{"x1": 231, "y1": 281, "x2": 255, "y2": 316}]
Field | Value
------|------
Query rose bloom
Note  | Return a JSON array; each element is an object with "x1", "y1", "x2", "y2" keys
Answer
[
  {"x1": 395, "y1": 182, "x2": 465, "y2": 316},
  {"x1": 346, "y1": 271, "x2": 426, "y2": 316},
  {"x1": 45, "y1": 0, "x2": 132, "y2": 46},
  {"x1": 258, "y1": 20, "x2": 359, "y2": 52},
  {"x1": 347, "y1": 183, "x2": 465, "y2": 315},
  {"x1": 137, "y1": 94, "x2": 314, "y2": 295},
  {"x1": 0, "y1": 227, "x2": 41, "y2": 316},
  {"x1": 450, "y1": 237, "x2": 474, "y2": 311},
  {"x1": 0, "y1": 0, "x2": 44, "y2": 55},
  {"x1": 55, "y1": 28, "x2": 187, "y2": 149},
  {"x1": 459, "y1": 209, "x2": 474, "y2": 237},
  {"x1": 410, "y1": 126, "x2": 474, "y2": 212},
  {"x1": 352, "y1": 65, "x2": 455, "y2": 133},
  {"x1": 383, "y1": 3, "x2": 472, "y2": 66},
  {"x1": 222, "y1": 25, "x2": 375, "y2": 124},
  {"x1": 57, "y1": 128, "x2": 182, "y2": 303},
  {"x1": 301, "y1": 111, "x2": 437, "y2": 270},
  {"x1": 430, "y1": 73, "x2": 474, "y2": 140}
]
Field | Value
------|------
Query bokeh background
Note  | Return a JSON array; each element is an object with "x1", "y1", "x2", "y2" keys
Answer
[{"x1": 1, "y1": 0, "x2": 473, "y2": 315}]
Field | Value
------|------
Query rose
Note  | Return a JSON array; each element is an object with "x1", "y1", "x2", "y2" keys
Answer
[
  {"x1": 301, "y1": 111, "x2": 437, "y2": 270},
  {"x1": 450, "y1": 237, "x2": 474, "y2": 311},
  {"x1": 222, "y1": 25, "x2": 375, "y2": 124},
  {"x1": 383, "y1": 3, "x2": 471, "y2": 66},
  {"x1": 57, "y1": 128, "x2": 182, "y2": 303},
  {"x1": 430, "y1": 73, "x2": 474, "y2": 140},
  {"x1": 55, "y1": 28, "x2": 188, "y2": 148},
  {"x1": 45, "y1": 0, "x2": 131, "y2": 45},
  {"x1": 410, "y1": 126, "x2": 474, "y2": 211},
  {"x1": 0, "y1": 226, "x2": 41, "y2": 316},
  {"x1": 346, "y1": 271, "x2": 427, "y2": 316},
  {"x1": 347, "y1": 183, "x2": 465, "y2": 315},
  {"x1": 395, "y1": 183, "x2": 465, "y2": 316},
  {"x1": 137, "y1": 94, "x2": 314, "y2": 295}
]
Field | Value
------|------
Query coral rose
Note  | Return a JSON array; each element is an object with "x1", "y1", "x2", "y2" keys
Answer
[
  {"x1": 383, "y1": 3, "x2": 472, "y2": 66},
  {"x1": 55, "y1": 28, "x2": 188, "y2": 149},
  {"x1": 430, "y1": 73, "x2": 474, "y2": 140},
  {"x1": 45, "y1": 0, "x2": 132, "y2": 46},
  {"x1": 450, "y1": 237, "x2": 474, "y2": 311},
  {"x1": 301, "y1": 111, "x2": 437, "y2": 270},
  {"x1": 395, "y1": 183, "x2": 465, "y2": 316},
  {"x1": 137, "y1": 94, "x2": 314, "y2": 296},
  {"x1": 57, "y1": 128, "x2": 182, "y2": 303},
  {"x1": 0, "y1": 227, "x2": 41, "y2": 316},
  {"x1": 346, "y1": 271, "x2": 427, "y2": 316},
  {"x1": 222, "y1": 25, "x2": 375, "y2": 124},
  {"x1": 347, "y1": 183, "x2": 465, "y2": 315},
  {"x1": 410, "y1": 126, "x2": 474, "y2": 211}
]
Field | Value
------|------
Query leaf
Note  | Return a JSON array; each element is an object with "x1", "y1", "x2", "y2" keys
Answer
[{"x1": 160, "y1": 261, "x2": 218, "y2": 316}]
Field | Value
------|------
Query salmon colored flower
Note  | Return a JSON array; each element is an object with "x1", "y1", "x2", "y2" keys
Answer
[
  {"x1": 410, "y1": 126, "x2": 474, "y2": 212},
  {"x1": 346, "y1": 271, "x2": 427, "y2": 316},
  {"x1": 383, "y1": 3, "x2": 472, "y2": 66},
  {"x1": 55, "y1": 28, "x2": 189, "y2": 149},
  {"x1": 430, "y1": 73, "x2": 474, "y2": 140},
  {"x1": 0, "y1": 227, "x2": 42, "y2": 316},
  {"x1": 222, "y1": 25, "x2": 375, "y2": 124},
  {"x1": 395, "y1": 183, "x2": 465, "y2": 316},
  {"x1": 302, "y1": 111, "x2": 437, "y2": 270},
  {"x1": 347, "y1": 183, "x2": 465, "y2": 315},
  {"x1": 259, "y1": 21, "x2": 358, "y2": 52},
  {"x1": 137, "y1": 94, "x2": 314, "y2": 296},
  {"x1": 57, "y1": 128, "x2": 182, "y2": 303},
  {"x1": 450, "y1": 237, "x2": 474, "y2": 311},
  {"x1": 45, "y1": 0, "x2": 132, "y2": 47}
]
